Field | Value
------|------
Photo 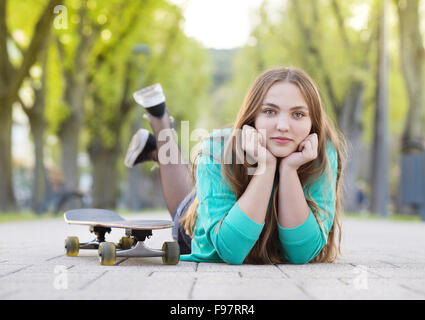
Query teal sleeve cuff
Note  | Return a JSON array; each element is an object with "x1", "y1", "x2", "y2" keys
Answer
[
  {"x1": 224, "y1": 202, "x2": 264, "y2": 241},
  {"x1": 179, "y1": 254, "x2": 192, "y2": 261},
  {"x1": 278, "y1": 210, "x2": 320, "y2": 244}
]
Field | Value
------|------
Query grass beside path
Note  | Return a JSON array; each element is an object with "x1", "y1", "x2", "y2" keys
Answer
[
  {"x1": 0, "y1": 208, "x2": 422, "y2": 224},
  {"x1": 344, "y1": 212, "x2": 422, "y2": 222},
  {"x1": 0, "y1": 207, "x2": 168, "y2": 224},
  {"x1": 0, "y1": 211, "x2": 60, "y2": 224}
]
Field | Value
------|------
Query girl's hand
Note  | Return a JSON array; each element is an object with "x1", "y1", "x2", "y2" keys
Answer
[
  {"x1": 279, "y1": 133, "x2": 318, "y2": 171},
  {"x1": 241, "y1": 125, "x2": 276, "y2": 168}
]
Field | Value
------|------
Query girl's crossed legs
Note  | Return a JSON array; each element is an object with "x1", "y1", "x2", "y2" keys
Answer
[{"x1": 144, "y1": 111, "x2": 194, "y2": 219}]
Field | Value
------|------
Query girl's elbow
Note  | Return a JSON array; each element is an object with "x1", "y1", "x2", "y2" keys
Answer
[
  {"x1": 285, "y1": 251, "x2": 314, "y2": 265},
  {"x1": 219, "y1": 251, "x2": 245, "y2": 265},
  {"x1": 288, "y1": 255, "x2": 312, "y2": 265},
  {"x1": 284, "y1": 236, "x2": 326, "y2": 264},
  {"x1": 227, "y1": 257, "x2": 245, "y2": 265},
  {"x1": 212, "y1": 235, "x2": 247, "y2": 265}
]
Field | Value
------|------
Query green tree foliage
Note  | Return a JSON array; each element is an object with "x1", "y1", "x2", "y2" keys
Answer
[
  {"x1": 0, "y1": 0, "x2": 62, "y2": 211},
  {"x1": 214, "y1": 0, "x2": 414, "y2": 212},
  {"x1": 219, "y1": 0, "x2": 409, "y2": 139},
  {"x1": 4, "y1": 0, "x2": 212, "y2": 211},
  {"x1": 80, "y1": 0, "x2": 212, "y2": 207}
]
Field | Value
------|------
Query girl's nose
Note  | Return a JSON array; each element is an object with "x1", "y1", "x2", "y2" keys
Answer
[{"x1": 276, "y1": 116, "x2": 289, "y2": 131}]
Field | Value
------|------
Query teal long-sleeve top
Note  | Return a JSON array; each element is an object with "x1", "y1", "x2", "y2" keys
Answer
[{"x1": 180, "y1": 128, "x2": 338, "y2": 265}]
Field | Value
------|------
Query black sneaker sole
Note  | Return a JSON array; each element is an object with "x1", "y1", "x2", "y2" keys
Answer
[{"x1": 124, "y1": 129, "x2": 156, "y2": 168}]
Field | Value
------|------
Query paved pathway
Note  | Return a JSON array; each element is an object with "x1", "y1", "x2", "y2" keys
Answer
[{"x1": 1, "y1": 212, "x2": 425, "y2": 300}]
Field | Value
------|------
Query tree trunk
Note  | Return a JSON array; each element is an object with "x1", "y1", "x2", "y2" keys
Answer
[
  {"x1": 29, "y1": 117, "x2": 47, "y2": 214},
  {"x1": 23, "y1": 32, "x2": 50, "y2": 214},
  {"x1": 370, "y1": 0, "x2": 390, "y2": 217},
  {"x1": 88, "y1": 144, "x2": 120, "y2": 209},
  {"x1": 58, "y1": 83, "x2": 84, "y2": 193},
  {"x1": 396, "y1": 0, "x2": 425, "y2": 152},
  {"x1": 395, "y1": 0, "x2": 425, "y2": 216},
  {"x1": 0, "y1": 101, "x2": 16, "y2": 211},
  {"x1": 58, "y1": 110, "x2": 82, "y2": 210},
  {"x1": 338, "y1": 82, "x2": 366, "y2": 212},
  {"x1": 0, "y1": 0, "x2": 61, "y2": 212},
  {"x1": 126, "y1": 116, "x2": 143, "y2": 211},
  {"x1": 57, "y1": 65, "x2": 88, "y2": 212},
  {"x1": 56, "y1": 7, "x2": 99, "y2": 210}
]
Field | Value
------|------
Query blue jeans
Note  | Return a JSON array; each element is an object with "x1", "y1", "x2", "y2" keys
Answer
[{"x1": 172, "y1": 189, "x2": 196, "y2": 254}]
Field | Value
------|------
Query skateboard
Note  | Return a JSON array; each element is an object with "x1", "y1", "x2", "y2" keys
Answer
[{"x1": 64, "y1": 208, "x2": 180, "y2": 266}]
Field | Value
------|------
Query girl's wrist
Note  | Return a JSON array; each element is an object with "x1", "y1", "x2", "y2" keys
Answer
[
  {"x1": 256, "y1": 157, "x2": 276, "y2": 175},
  {"x1": 279, "y1": 162, "x2": 298, "y2": 175}
]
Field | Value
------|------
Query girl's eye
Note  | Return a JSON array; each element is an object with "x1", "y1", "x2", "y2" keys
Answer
[
  {"x1": 293, "y1": 112, "x2": 305, "y2": 118},
  {"x1": 264, "y1": 109, "x2": 275, "y2": 115}
]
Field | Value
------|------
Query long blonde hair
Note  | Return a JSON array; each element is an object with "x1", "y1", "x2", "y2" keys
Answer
[{"x1": 181, "y1": 66, "x2": 347, "y2": 264}]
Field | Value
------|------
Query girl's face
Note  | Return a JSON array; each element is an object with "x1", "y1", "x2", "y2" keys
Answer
[{"x1": 254, "y1": 81, "x2": 312, "y2": 158}]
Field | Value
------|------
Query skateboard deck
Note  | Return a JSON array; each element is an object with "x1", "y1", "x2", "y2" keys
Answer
[
  {"x1": 64, "y1": 208, "x2": 174, "y2": 230},
  {"x1": 63, "y1": 208, "x2": 179, "y2": 266}
]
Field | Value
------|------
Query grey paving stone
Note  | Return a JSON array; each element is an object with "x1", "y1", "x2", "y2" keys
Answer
[
  {"x1": 395, "y1": 279, "x2": 425, "y2": 297},
  {"x1": 0, "y1": 270, "x2": 106, "y2": 299},
  {"x1": 118, "y1": 257, "x2": 196, "y2": 270},
  {"x1": 277, "y1": 262, "x2": 382, "y2": 279},
  {"x1": 150, "y1": 271, "x2": 239, "y2": 280},
  {"x1": 192, "y1": 278, "x2": 309, "y2": 299},
  {"x1": 366, "y1": 265, "x2": 425, "y2": 279},
  {"x1": 239, "y1": 269, "x2": 286, "y2": 279},
  {"x1": 307, "y1": 278, "x2": 425, "y2": 300},
  {"x1": 197, "y1": 262, "x2": 278, "y2": 272},
  {"x1": 82, "y1": 272, "x2": 193, "y2": 299},
  {"x1": 1, "y1": 212, "x2": 424, "y2": 299},
  {"x1": 0, "y1": 264, "x2": 33, "y2": 277}
]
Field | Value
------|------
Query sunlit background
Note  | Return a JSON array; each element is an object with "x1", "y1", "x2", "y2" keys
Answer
[{"x1": 1, "y1": 0, "x2": 425, "y2": 222}]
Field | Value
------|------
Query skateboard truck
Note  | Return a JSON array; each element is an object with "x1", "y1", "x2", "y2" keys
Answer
[
  {"x1": 114, "y1": 228, "x2": 163, "y2": 257},
  {"x1": 64, "y1": 208, "x2": 180, "y2": 265},
  {"x1": 125, "y1": 228, "x2": 151, "y2": 241},
  {"x1": 115, "y1": 241, "x2": 164, "y2": 258},
  {"x1": 91, "y1": 226, "x2": 111, "y2": 241},
  {"x1": 77, "y1": 226, "x2": 111, "y2": 250},
  {"x1": 98, "y1": 228, "x2": 179, "y2": 265}
]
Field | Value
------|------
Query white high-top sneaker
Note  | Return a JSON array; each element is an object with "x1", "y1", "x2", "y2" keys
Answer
[
  {"x1": 133, "y1": 83, "x2": 175, "y2": 128},
  {"x1": 124, "y1": 129, "x2": 157, "y2": 168}
]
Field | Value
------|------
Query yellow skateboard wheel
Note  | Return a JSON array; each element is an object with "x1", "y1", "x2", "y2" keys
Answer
[
  {"x1": 99, "y1": 242, "x2": 116, "y2": 266},
  {"x1": 118, "y1": 237, "x2": 133, "y2": 250},
  {"x1": 162, "y1": 241, "x2": 180, "y2": 265},
  {"x1": 65, "y1": 236, "x2": 79, "y2": 257}
]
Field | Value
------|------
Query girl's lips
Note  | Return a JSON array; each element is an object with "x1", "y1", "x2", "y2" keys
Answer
[{"x1": 271, "y1": 137, "x2": 292, "y2": 144}]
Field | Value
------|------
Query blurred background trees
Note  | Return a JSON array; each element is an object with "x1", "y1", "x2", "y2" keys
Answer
[
  {"x1": 1, "y1": 0, "x2": 424, "y2": 220},
  {"x1": 0, "y1": 0, "x2": 62, "y2": 211}
]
